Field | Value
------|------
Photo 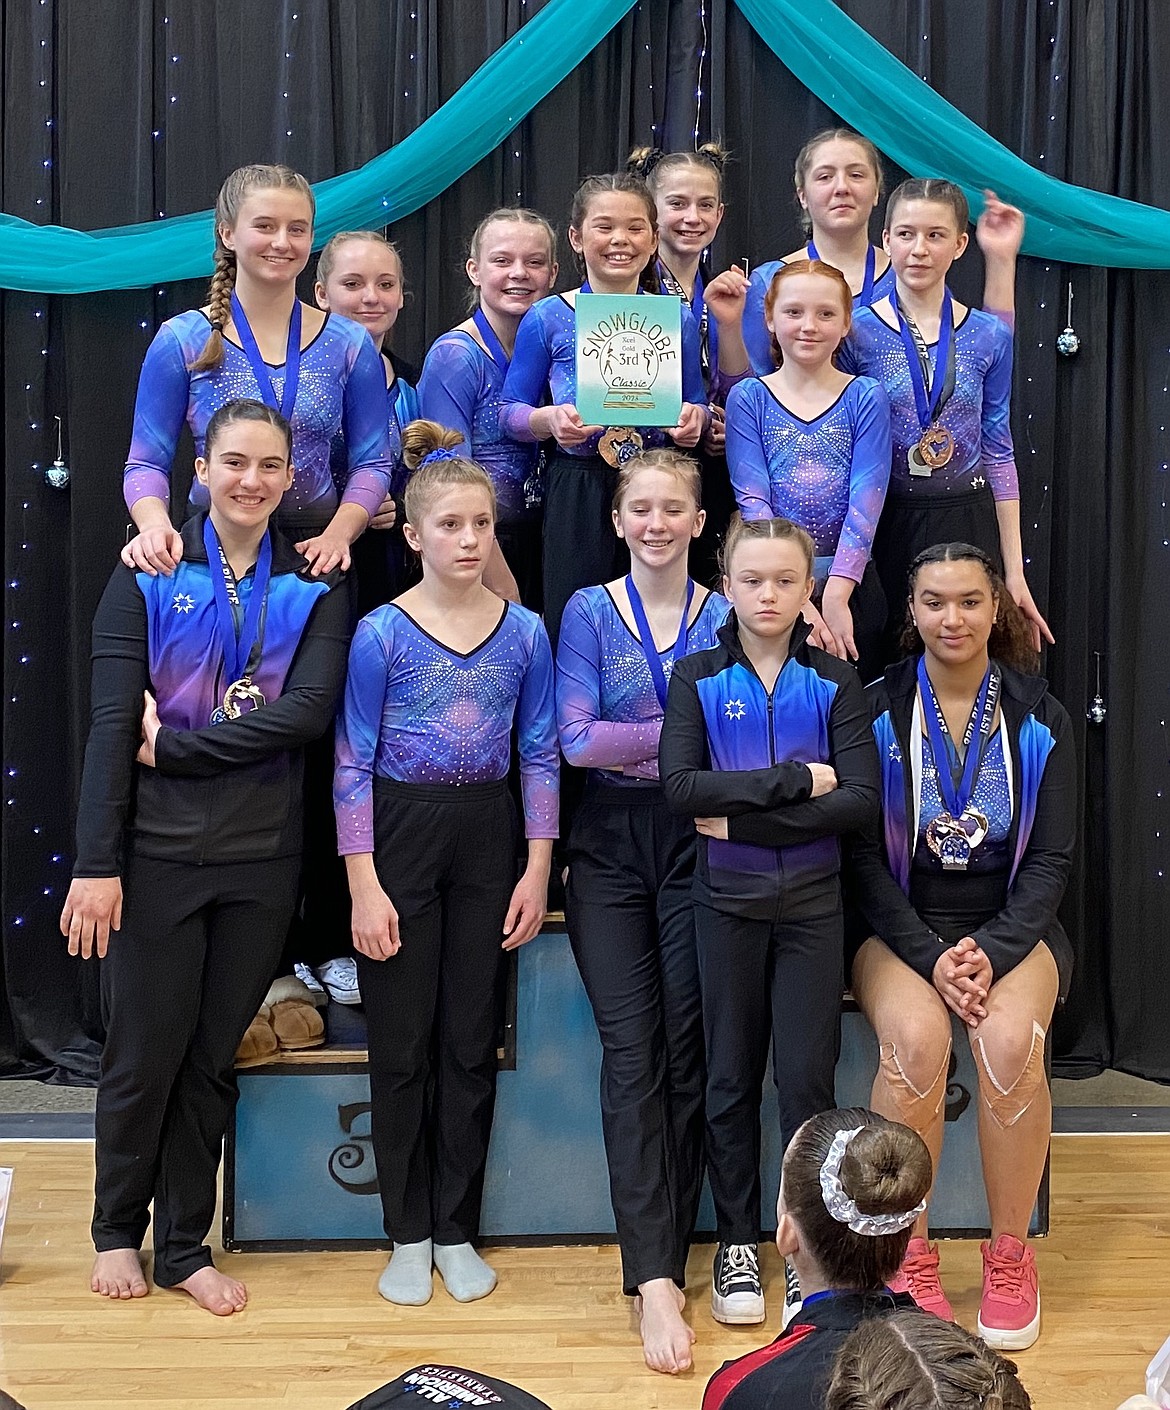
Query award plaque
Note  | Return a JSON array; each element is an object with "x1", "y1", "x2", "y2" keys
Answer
[{"x1": 575, "y1": 293, "x2": 683, "y2": 427}]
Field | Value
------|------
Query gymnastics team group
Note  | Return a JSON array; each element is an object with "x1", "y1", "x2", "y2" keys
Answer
[{"x1": 57, "y1": 131, "x2": 1075, "y2": 1403}]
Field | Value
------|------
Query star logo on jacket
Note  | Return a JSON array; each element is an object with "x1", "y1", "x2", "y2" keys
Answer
[
  {"x1": 171, "y1": 593, "x2": 195, "y2": 614},
  {"x1": 889, "y1": 741, "x2": 902, "y2": 763},
  {"x1": 971, "y1": 474, "x2": 987, "y2": 491},
  {"x1": 724, "y1": 698, "x2": 745, "y2": 720}
]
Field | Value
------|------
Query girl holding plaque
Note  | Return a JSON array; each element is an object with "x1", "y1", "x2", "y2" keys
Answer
[
  {"x1": 839, "y1": 180, "x2": 1051, "y2": 658},
  {"x1": 659, "y1": 515, "x2": 879, "y2": 1330},
  {"x1": 723, "y1": 259, "x2": 891, "y2": 679},
  {"x1": 417, "y1": 207, "x2": 559, "y2": 608},
  {"x1": 741, "y1": 130, "x2": 1023, "y2": 378},
  {"x1": 849, "y1": 542, "x2": 1074, "y2": 1351},
  {"x1": 61, "y1": 399, "x2": 351, "y2": 1314},
  {"x1": 499, "y1": 172, "x2": 708, "y2": 645},
  {"x1": 555, "y1": 449, "x2": 728, "y2": 1374},
  {"x1": 335, "y1": 421, "x2": 557, "y2": 1309},
  {"x1": 121, "y1": 164, "x2": 392, "y2": 580}
]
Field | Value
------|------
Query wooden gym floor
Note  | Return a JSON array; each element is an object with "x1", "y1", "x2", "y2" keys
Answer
[{"x1": 0, "y1": 1135, "x2": 1165, "y2": 1410}]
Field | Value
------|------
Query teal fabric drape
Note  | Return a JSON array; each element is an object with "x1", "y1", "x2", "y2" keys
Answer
[
  {"x1": 2, "y1": 0, "x2": 1169, "y2": 292},
  {"x1": 0, "y1": 0, "x2": 638, "y2": 294},
  {"x1": 735, "y1": 0, "x2": 1170, "y2": 268}
]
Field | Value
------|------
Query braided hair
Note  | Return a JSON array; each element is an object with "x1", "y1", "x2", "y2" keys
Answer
[{"x1": 189, "y1": 164, "x2": 315, "y2": 373}]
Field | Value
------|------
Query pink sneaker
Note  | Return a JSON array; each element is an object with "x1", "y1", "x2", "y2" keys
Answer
[
  {"x1": 978, "y1": 1235, "x2": 1040, "y2": 1351},
  {"x1": 889, "y1": 1237, "x2": 954, "y2": 1320}
]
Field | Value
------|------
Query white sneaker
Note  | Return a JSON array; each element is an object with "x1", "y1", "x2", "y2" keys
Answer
[
  {"x1": 315, "y1": 957, "x2": 362, "y2": 1006},
  {"x1": 711, "y1": 1242, "x2": 765, "y2": 1325},
  {"x1": 293, "y1": 963, "x2": 327, "y2": 1009}
]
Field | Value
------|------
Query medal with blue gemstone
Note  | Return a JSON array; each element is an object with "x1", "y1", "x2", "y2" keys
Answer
[{"x1": 918, "y1": 657, "x2": 1000, "y2": 872}]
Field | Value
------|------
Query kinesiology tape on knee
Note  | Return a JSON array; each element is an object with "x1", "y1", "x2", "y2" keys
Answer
[
  {"x1": 878, "y1": 1040, "x2": 952, "y2": 1127},
  {"x1": 975, "y1": 1021, "x2": 1047, "y2": 1128}
]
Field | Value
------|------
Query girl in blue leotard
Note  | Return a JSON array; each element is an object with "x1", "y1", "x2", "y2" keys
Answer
[
  {"x1": 724, "y1": 260, "x2": 891, "y2": 678},
  {"x1": 500, "y1": 173, "x2": 708, "y2": 645},
  {"x1": 742, "y1": 131, "x2": 1023, "y2": 378},
  {"x1": 122, "y1": 164, "x2": 391, "y2": 580},
  {"x1": 417, "y1": 207, "x2": 559, "y2": 607}
]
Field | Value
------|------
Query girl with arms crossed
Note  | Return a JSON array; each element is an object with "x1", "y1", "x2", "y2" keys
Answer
[{"x1": 660, "y1": 515, "x2": 879, "y2": 1328}]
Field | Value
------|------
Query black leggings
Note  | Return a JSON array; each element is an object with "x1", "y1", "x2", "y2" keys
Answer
[
  {"x1": 92, "y1": 850, "x2": 299, "y2": 1285},
  {"x1": 565, "y1": 785, "x2": 704, "y2": 1292},
  {"x1": 358, "y1": 778, "x2": 518, "y2": 1246},
  {"x1": 542, "y1": 452, "x2": 628, "y2": 650},
  {"x1": 696, "y1": 892, "x2": 844, "y2": 1244}
]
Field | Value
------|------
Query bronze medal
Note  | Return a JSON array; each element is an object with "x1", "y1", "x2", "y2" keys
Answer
[
  {"x1": 597, "y1": 426, "x2": 644, "y2": 469},
  {"x1": 220, "y1": 676, "x2": 266, "y2": 721},
  {"x1": 918, "y1": 424, "x2": 954, "y2": 469}
]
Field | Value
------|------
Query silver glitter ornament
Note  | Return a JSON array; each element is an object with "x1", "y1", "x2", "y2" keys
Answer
[
  {"x1": 45, "y1": 415, "x2": 70, "y2": 489},
  {"x1": 1057, "y1": 283, "x2": 1080, "y2": 358},
  {"x1": 1086, "y1": 650, "x2": 1106, "y2": 725}
]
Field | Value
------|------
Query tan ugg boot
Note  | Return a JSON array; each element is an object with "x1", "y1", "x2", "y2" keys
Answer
[
  {"x1": 235, "y1": 1005, "x2": 279, "y2": 1068},
  {"x1": 265, "y1": 975, "x2": 325, "y2": 1051}
]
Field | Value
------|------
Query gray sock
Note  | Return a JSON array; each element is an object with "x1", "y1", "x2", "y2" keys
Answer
[
  {"x1": 377, "y1": 1239, "x2": 433, "y2": 1305},
  {"x1": 433, "y1": 1241, "x2": 497, "y2": 1302}
]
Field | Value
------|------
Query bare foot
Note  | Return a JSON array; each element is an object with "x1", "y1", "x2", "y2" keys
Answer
[
  {"x1": 91, "y1": 1249, "x2": 149, "y2": 1299},
  {"x1": 636, "y1": 1278, "x2": 695, "y2": 1374},
  {"x1": 174, "y1": 1265, "x2": 248, "y2": 1316}
]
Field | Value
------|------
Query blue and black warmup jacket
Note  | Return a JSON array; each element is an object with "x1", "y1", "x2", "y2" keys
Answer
[
  {"x1": 659, "y1": 616, "x2": 879, "y2": 921},
  {"x1": 849, "y1": 656, "x2": 1075, "y2": 997}
]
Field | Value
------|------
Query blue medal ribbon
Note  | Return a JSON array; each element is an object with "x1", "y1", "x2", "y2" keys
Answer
[
  {"x1": 807, "y1": 240, "x2": 876, "y2": 306},
  {"x1": 625, "y1": 576, "x2": 695, "y2": 711},
  {"x1": 472, "y1": 307, "x2": 511, "y2": 371},
  {"x1": 895, "y1": 289, "x2": 955, "y2": 432},
  {"x1": 917, "y1": 656, "x2": 1000, "y2": 820},
  {"x1": 657, "y1": 259, "x2": 709, "y2": 374},
  {"x1": 203, "y1": 515, "x2": 273, "y2": 688},
  {"x1": 229, "y1": 291, "x2": 302, "y2": 419}
]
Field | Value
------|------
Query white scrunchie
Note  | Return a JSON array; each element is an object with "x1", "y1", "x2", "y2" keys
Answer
[{"x1": 818, "y1": 1126, "x2": 927, "y2": 1237}]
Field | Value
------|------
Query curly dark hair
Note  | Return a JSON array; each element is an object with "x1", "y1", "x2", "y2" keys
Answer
[{"x1": 899, "y1": 542, "x2": 1039, "y2": 675}]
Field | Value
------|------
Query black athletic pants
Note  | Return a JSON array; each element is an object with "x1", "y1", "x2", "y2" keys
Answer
[
  {"x1": 542, "y1": 452, "x2": 628, "y2": 650},
  {"x1": 565, "y1": 785, "x2": 705, "y2": 1293},
  {"x1": 696, "y1": 889, "x2": 844, "y2": 1245},
  {"x1": 92, "y1": 850, "x2": 300, "y2": 1285},
  {"x1": 358, "y1": 778, "x2": 517, "y2": 1246}
]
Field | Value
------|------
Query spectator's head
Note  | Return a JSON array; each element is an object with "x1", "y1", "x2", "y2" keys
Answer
[
  {"x1": 776, "y1": 1108, "x2": 932, "y2": 1293},
  {"x1": 826, "y1": 1309, "x2": 1032, "y2": 1409}
]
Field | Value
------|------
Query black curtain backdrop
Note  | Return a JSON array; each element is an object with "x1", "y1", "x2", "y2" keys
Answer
[{"x1": 1, "y1": 0, "x2": 1166, "y2": 1082}]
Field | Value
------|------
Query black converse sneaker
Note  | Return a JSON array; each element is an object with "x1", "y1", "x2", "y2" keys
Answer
[
  {"x1": 711, "y1": 1242, "x2": 765, "y2": 1324},
  {"x1": 780, "y1": 1260, "x2": 802, "y2": 1329}
]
